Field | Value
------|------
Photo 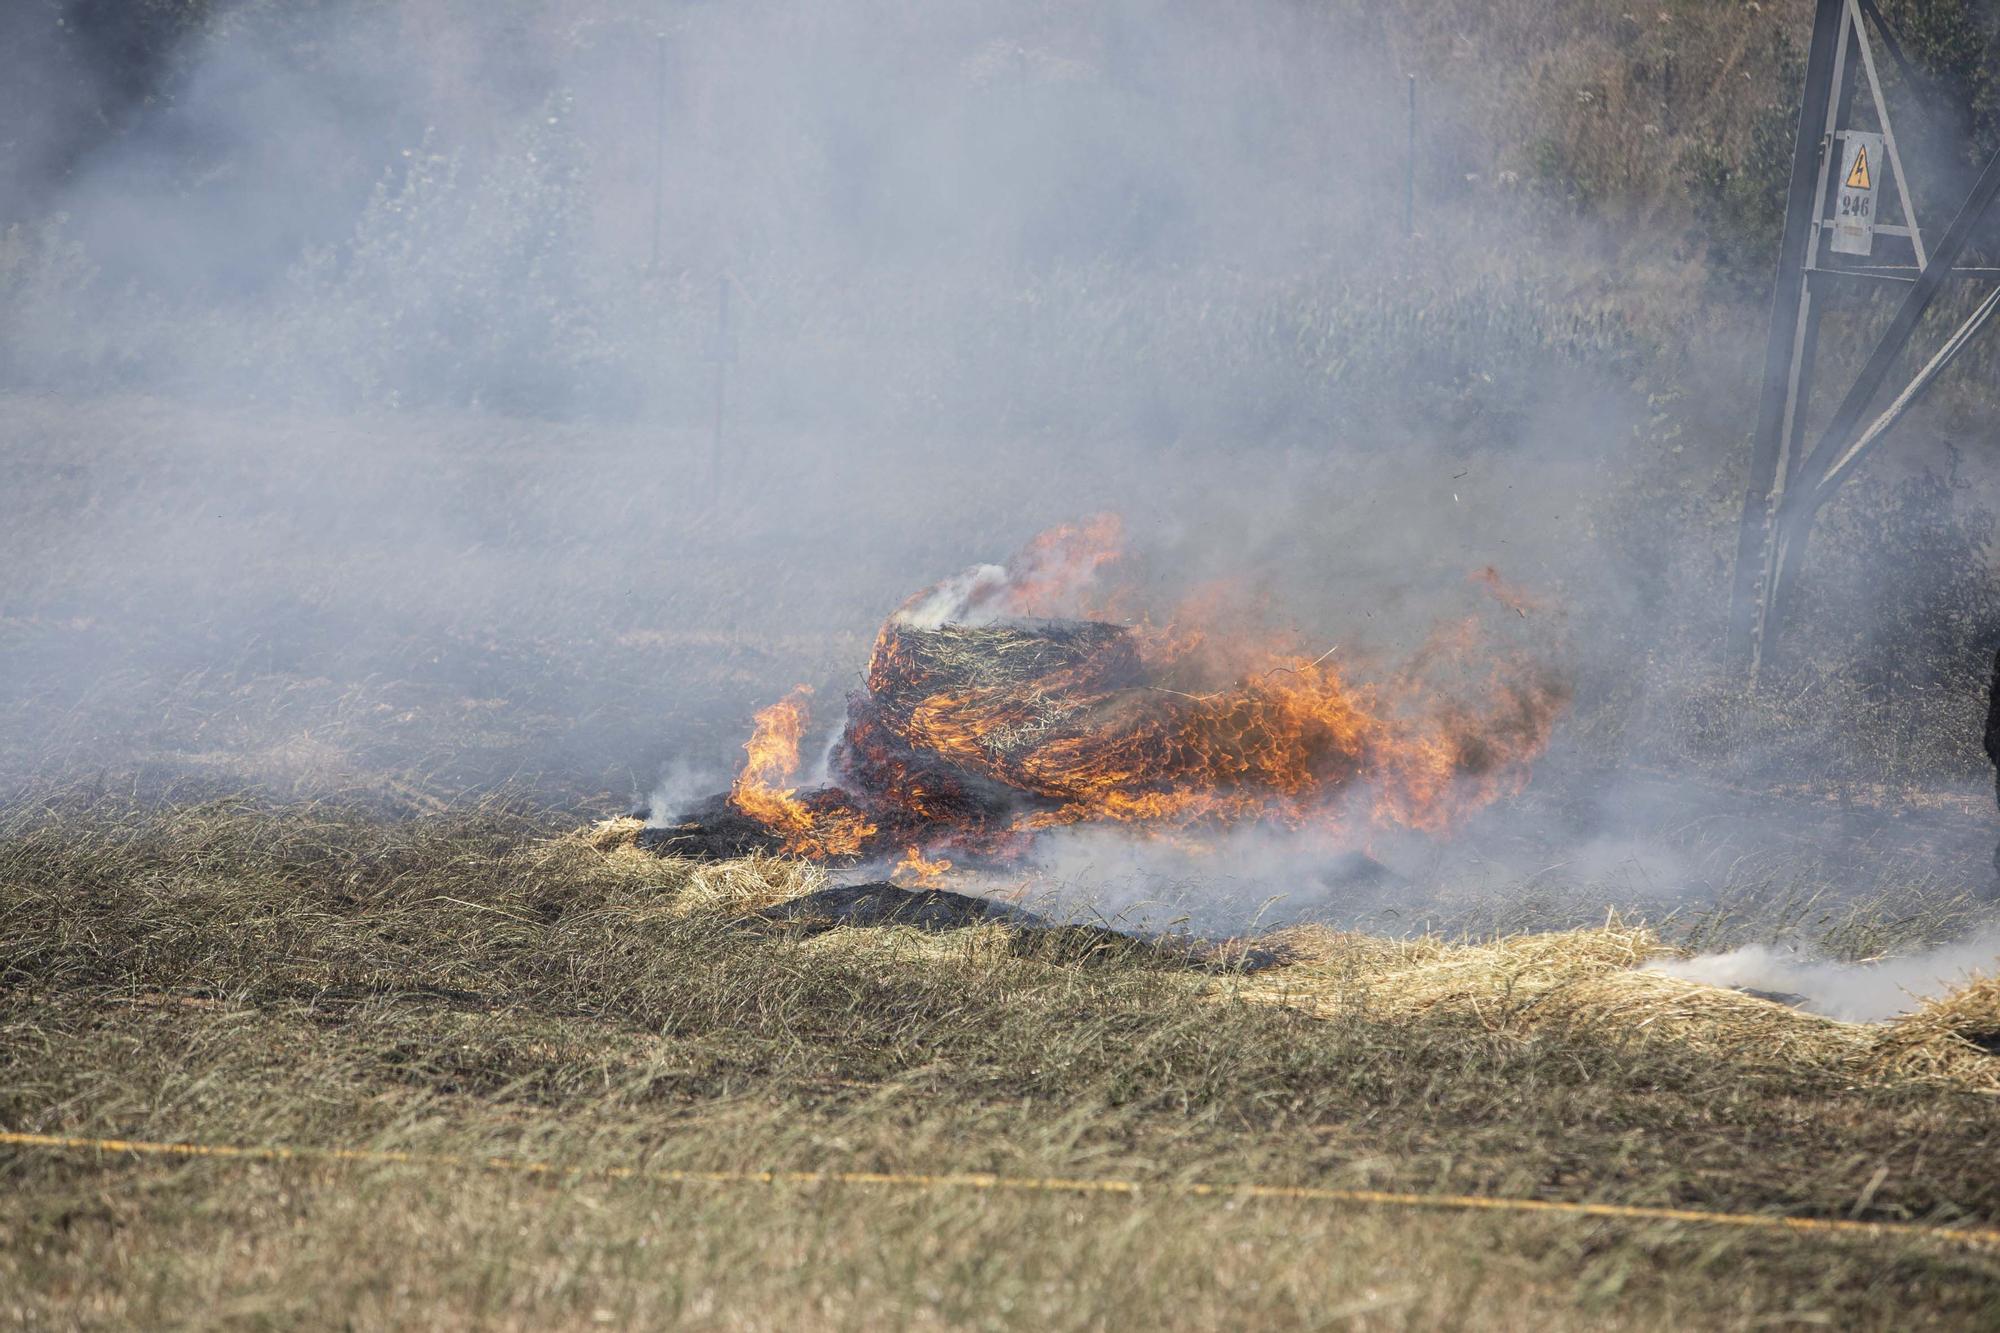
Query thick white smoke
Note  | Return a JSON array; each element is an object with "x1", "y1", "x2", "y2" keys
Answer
[
  {"x1": 3, "y1": 2, "x2": 1996, "y2": 966},
  {"x1": 1648, "y1": 927, "x2": 2000, "y2": 1022}
]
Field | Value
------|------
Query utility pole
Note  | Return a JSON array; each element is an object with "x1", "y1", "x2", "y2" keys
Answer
[
  {"x1": 709, "y1": 274, "x2": 734, "y2": 497},
  {"x1": 1404, "y1": 75, "x2": 1417, "y2": 239},
  {"x1": 1726, "y1": 0, "x2": 1846, "y2": 673},
  {"x1": 650, "y1": 33, "x2": 668, "y2": 272},
  {"x1": 1727, "y1": 0, "x2": 2000, "y2": 679}
]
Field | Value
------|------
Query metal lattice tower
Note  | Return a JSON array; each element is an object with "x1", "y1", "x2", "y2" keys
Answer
[{"x1": 1727, "y1": 0, "x2": 2000, "y2": 679}]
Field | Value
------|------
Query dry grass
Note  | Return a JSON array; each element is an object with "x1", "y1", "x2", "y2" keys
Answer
[
  {"x1": 1229, "y1": 923, "x2": 2000, "y2": 1095},
  {"x1": 7, "y1": 793, "x2": 2000, "y2": 1328},
  {"x1": 1238, "y1": 924, "x2": 1866, "y2": 1061},
  {"x1": 574, "y1": 817, "x2": 2000, "y2": 1094},
  {"x1": 1876, "y1": 977, "x2": 2000, "y2": 1086}
]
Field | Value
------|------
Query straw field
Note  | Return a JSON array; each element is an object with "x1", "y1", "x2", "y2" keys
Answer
[
  {"x1": 9, "y1": 0, "x2": 2000, "y2": 1325},
  {"x1": 7, "y1": 796, "x2": 2000, "y2": 1329}
]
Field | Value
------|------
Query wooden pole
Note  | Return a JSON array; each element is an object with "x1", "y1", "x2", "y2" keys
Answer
[
  {"x1": 1403, "y1": 75, "x2": 1417, "y2": 239},
  {"x1": 711, "y1": 274, "x2": 730, "y2": 498},
  {"x1": 650, "y1": 34, "x2": 667, "y2": 272}
]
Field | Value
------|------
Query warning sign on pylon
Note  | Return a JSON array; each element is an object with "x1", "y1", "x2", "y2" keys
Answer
[
  {"x1": 1845, "y1": 145, "x2": 1871, "y2": 190},
  {"x1": 1831, "y1": 130, "x2": 1883, "y2": 256}
]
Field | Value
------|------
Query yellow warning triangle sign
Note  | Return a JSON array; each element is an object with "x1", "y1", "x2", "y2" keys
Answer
[{"x1": 1846, "y1": 145, "x2": 1872, "y2": 190}]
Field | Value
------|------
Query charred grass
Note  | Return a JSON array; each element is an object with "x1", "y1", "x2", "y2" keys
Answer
[{"x1": 4, "y1": 792, "x2": 2000, "y2": 1329}]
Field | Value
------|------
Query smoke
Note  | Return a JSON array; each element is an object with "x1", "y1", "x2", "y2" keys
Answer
[
  {"x1": 2, "y1": 2, "x2": 1996, "y2": 959},
  {"x1": 891, "y1": 514, "x2": 1123, "y2": 628},
  {"x1": 892, "y1": 566, "x2": 1016, "y2": 632},
  {"x1": 4, "y1": 2, "x2": 1616, "y2": 800},
  {"x1": 645, "y1": 756, "x2": 720, "y2": 830},
  {"x1": 997, "y1": 822, "x2": 1409, "y2": 936},
  {"x1": 1647, "y1": 927, "x2": 2000, "y2": 1022},
  {"x1": 2, "y1": 2, "x2": 1440, "y2": 419}
]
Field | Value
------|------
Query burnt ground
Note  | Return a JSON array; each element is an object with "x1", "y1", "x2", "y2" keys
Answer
[{"x1": 612, "y1": 758, "x2": 2000, "y2": 948}]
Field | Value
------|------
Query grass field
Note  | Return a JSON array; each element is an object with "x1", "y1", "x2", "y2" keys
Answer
[
  {"x1": 11, "y1": 0, "x2": 2000, "y2": 1312},
  {"x1": 8, "y1": 1, "x2": 2000, "y2": 1318},
  {"x1": 6, "y1": 382, "x2": 2000, "y2": 1327},
  {"x1": 5, "y1": 793, "x2": 2000, "y2": 1329}
]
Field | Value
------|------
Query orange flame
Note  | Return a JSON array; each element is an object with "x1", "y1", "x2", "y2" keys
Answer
[
  {"x1": 1470, "y1": 565, "x2": 1543, "y2": 618},
  {"x1": 728, "y1": 686, "x2": 878, "y2": 859},
  {"x1": 898, "y1": 646, "x2": 1556, "y2": 839},
  {"x1": 1000, "y1": 513, "x2": 1124, "y2": 619},
  {"x1": 892, "y1": 845, "x2": 954, "y2": 886},
  {"x1": 722, "y1": 520, "x2": 1568, "y2": 867}
]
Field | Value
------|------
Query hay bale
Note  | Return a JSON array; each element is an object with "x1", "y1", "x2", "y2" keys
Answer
[
  {"x1": 836, "y1": 618, "x2": 1147, "y2": 822},
  {"x1": 865, "y1": 620, "x2": 1141, "y2": 703},
  {"x1": 645, "y1": 622, "x2": 1141, "y2": 862},
  {"x1": 832, "y1": 707, "x2": 1033, "y2": 842}
]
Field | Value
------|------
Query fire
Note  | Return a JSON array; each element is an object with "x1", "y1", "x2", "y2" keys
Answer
[
  {"x1": 995, "y1": 513, "x2": 1125, "y2": 619},
  {"x1": 1470, "y1": 564, "x2": 1542, "y2": 618},
  {"x1": 718, "y1": 519, "x2": 1568, "y2": 864},
  {"x1": 728, "y1": 685, "x2": 878, "y2": 859},
  {"x1": 892, "y1": 845, "x2": 954, "y2": 886}
]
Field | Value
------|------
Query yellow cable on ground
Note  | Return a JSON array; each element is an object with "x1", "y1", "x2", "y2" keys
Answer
[{"x1": 5, "y1": 1129, "x2": 1999, "y2": 1251}]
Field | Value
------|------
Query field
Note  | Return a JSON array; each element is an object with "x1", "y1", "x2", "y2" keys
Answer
[
  {"x1": 11, "y1": 0, "x2": 2000, "y2": 1325},
  {"x1": 4, "y1": 394, "x2": 2000, "y2": 1329},
  {"x1": 5, "y1": 794, "x2": 2000, "y2": 1330}
]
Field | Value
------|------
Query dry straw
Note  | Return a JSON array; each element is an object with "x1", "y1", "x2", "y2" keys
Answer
[
  {"x1": 1223, "y1": 923, "x2": 2000, "y2": 1093},
  {"x1": 6, "y1": 1129, "x2": 1999, "y2": 1252},
  {"x1": 1225, "y1": 923, "x2": 1876, "y2": 1067},
  {"x1": 571, "y1": 825, "x2": 2000, "y2": 1094}
]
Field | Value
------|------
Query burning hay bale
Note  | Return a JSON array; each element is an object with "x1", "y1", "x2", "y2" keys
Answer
[
  {"x1": 871, "y1": 619, "x2": 1141, "y2": 696},
  {"x1": 643, "y1": 518, "x2": 1568, "y2": 867}
]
